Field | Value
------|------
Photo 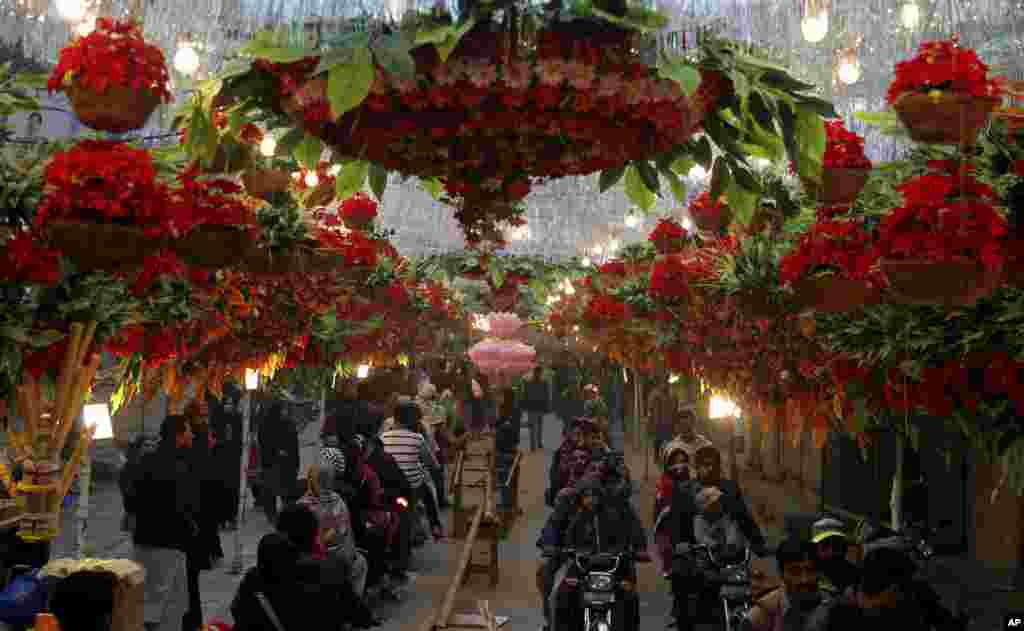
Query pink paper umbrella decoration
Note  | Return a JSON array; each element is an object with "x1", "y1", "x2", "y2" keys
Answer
[
  {"x1": 468, "y1": 339, "x2": 536, "y2": 377},
  {"x1": 486, "y1": 312, "x2": 524, "y2": 339}
]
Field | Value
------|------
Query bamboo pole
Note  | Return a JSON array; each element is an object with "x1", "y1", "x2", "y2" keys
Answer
[
  {"x1": 54, "y1": 324, "x2": 85, "y2": 431},
  {"x1": 436, "y1": 504, "x2": 485, "y2": 629}
]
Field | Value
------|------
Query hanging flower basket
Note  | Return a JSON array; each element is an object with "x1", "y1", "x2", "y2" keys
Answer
[
  {"x1": 738, "y1": 290, "x2": 784, "y2": 320},
  {"x1": 173, "y1": 225, "x2": 256, "y2": 269},
  {"x1": 66, "y1": 83, "x2": 161, "y2": 134},
  {"x1": 792, "y1": 275, "x2": 877, "y2": 313},
  {"x1": 749, "y1": 207, "x2": 784, "y2": 234},
  {"x1": 880, "y1": 258, "x2": 1001, "y2": 306},
  {"x1": 797, "y1": 313, "x2": 817, "y2": 338},
  {"x1": 242, "y1": 168, "x2": 291, "y2": 199},
  {"x1": 47, "y1": 221, "x2": 157, "y2": 270},
  {"x1": 805, "y1": 168, "x2": 870, "y2": 206},
  {"x1": 893, "y1": 92, "x2": 1001, "y2": 145},
  {"x1": 239, "y1": 248, "x2": 307, "y2": 275}
]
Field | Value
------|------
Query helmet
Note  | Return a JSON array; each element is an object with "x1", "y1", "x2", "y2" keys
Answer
[
  {"x1": 811, "y1": 517, "x2": 848, "y2": 544},
  {"x1": 662, "y1": 442, "x2": 688, "y2": 468}
]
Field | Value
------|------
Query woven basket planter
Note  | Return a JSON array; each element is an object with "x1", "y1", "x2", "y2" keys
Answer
[
  {"x1": 47, "y1": 221, "x2": 157, "y2": 270},
  {"x1": 881, "y1": 258, "x2": 1001, "y2": 307},
  {"x1": 894, "y1": 91, "x2": 1001, "y2": 145},
  {"x1": 738, "y1": 289, "x2": 785, "y2": 320},
  {"x1": 173, "y1": 225, "x2": 256, "y2": 268},
  {"x1": 207, "y1": 141, "x2": 254, "y2": 174},
  {"x1": 242, "y1": 169, "x2": 292, "y2": 199},
  {"x1": 66, "y1": 82, "x2": 160, "y2": 133},
  {"x1": 805, "y1": 168, "x2": 870, "y2": 206},
  {"x1": 792, "y1": 275, "x2": 877, "y2": 313},
  {"x1": 239, "y1": 248, "x2": 307, "y2": 275}
]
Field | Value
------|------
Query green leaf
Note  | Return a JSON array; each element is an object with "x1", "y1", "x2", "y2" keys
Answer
[
  {"x1": 12, "y1": 73, "x2": 48, "y2": 90},
  {"x1": 635, "y1": 161, "x2": 661, "y2": 196},
  {"x1": 599, "y1": 166, "x2": 627, "y2": 192},
  {"x1": 657, "y1": 52, "x2": 701, "y2": 97},
  {"x1": 795, "y1": 110, "x2": 826, "y2": 184},
  {"x1": 796, "y1": 96, "x2": 838, "y2": 119},
  {"x1": 276, "y1": 127, "x2": 307, "y2": 155},
  {"x1": 726, "y1": 181, "x2": 760, "y2": 226},
  {"x1": 592, "y1": 6, "x2": 669, "y2": 33},
  {"x1": 326, "y1": 46, "x2": 374, "y2": 117},
  {"x1": 417, "y1": 18, "x2": 477, "y2": 63},
  {"x1": 369, "y1": 163, "x2": 388, "y2": 200},
  {"x1": 238, "y1": 38, "x2": 313, "y2": 63},
  {"x1": 709, "y1": 159, "x2": 732, "y2": 200},
  {"x1": 760, "y1": 70, "x2": 817, "y2": 94},
  {"x1": 420, "y1": 177, "x2": 444, "y2": 200},
  {"x1": 624, "y1": 165, "x2": 656, "y2": 211},
  {"x1": 294, "y1": 134, "x2": 323, "y2": 169},
  {"x1": 662, "y1": 168, "x2": 688, "y2": 204},
  {"x1": 747, "y1": 91, "x2": 776, "y2": 132},
  {"x1": 735, "y1": 52, "x2": 792, "y2": 75},
  {"x1": 335, "y1": 160, "x2": 369, "y2": 198},
  {"x1": 692, "y1": 137, "x2": 713, "y2": 169},
  {"x1": 671, "y1": 157, "x2": 696, "y2": 177},
  {"x1": 371, "y1": 33, "x2": 416, "y2": 83},
  {"x1": 854, "y1": 110, "x2": 909, "y2": 137},
  {"x1": 314, "y1": 34, "x2": 373, "y2": 75}
]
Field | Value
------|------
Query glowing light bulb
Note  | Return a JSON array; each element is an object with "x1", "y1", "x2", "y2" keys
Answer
[
  {"x1": 581, "y1": 256, "x2": 592, "y2": 267},
  {"x1": 244, "y1": 369, "x2": 259, "y2": 391},
  {"x1": 75, "y1": 17, "x2": 95, "y2": 36},
  {"x1": 357, "y1": 364, "x2": 370, "y2": 379},
  {"x1": 682, "y1": 217, "x2": 695, "y2": 232},
  {"x1": 625, "y1": 213, "x2": 640, "y2": 228},
  {"x1": 709, "y1": 394, "x2": 741, "y2": 419},
  {"x1": 901, "y1": 2, "x2": 920, "y2": 28},
  {"x1": 837, "y1": 54, "x2": 861, "y2": 85},
  {"x1": 688, "y1": 165, "x2": 708, "y2": 180},
  {"x1": 56, "y1": 0, "x2": 86, "y2": 21},
  {"x1": 801, "y1": 12, "x2": 828, "y2": 43},
  {"x1": 259, "y1": 135, "x2": 277, "y2": 157},
  {"x1": 304, "y1": 171, "x2": 320, "y2": 187},
  {"x1": 173, "y1": 43, "x2": 200, "y2": 76},
  {"x1": 291, "y1": 171, "x2": 302, "y2": 181}
]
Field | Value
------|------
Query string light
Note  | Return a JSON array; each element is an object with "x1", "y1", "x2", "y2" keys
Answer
[
  {"x1": 625, "y1": 212, "x2": 640, "y2": 228},
  {"x1": 56, "y1": 0, "x2": 86, "y2": 21},
  {"x1": 801, "y1": 1, "x2": 829, "y2": 43},
  {"x1": 173, "y1": 42, "x2": 200, "y2": 76},
  {"x1": 688, "y1": 165, "x2": 708, "y2": 180},
  {"x1": 328, "y1": 164, "x2": 342, "y2": 176},
  {"x1": 259, "y1": 135, "x2": 277, "y2": 157},
  {"x1": 75, "y1": 16, "x2": 95, "y2": 36},
  {"x1": 900, "y1": 2, "x2": 921, "y2": 28},
  {"x1": 681, "y1": 217, "x2": 695, "y2": 232},
  {"x1": 608, "y1": 238, "x2": 620, "y2": 252},
  {"x1": 304, "y1": 172, "x2": 320, "y2": 187},
  {"x1": 837, "y1": 50, "x2": 861, "y2": 85},
  {"x1": 581, "y1": 256, "x2": 592, "y2": 267}
]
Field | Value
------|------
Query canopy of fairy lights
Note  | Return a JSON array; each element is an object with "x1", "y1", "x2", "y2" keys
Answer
[{"x1": 1, "y1": 0, "x2": 1022, "y2": 259}]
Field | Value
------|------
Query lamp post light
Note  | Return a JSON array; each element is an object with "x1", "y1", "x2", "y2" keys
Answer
[
  {"x1": 230, "y1": 369, "x2": 259, "y2": 575},
  {"x1": 709, "y1": 395, "x2": 742, "y2": 482}
]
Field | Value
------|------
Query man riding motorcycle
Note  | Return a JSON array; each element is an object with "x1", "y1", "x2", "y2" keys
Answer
[
  {"x1": 745, "y1": 538, "x2": 827, "y2": 631},
  {"x1": 540, "y1": 479, "x2": 647, "y2": 631},
  {"x1": 809, "y1": 518, "x2": 859, "y2": 598}
]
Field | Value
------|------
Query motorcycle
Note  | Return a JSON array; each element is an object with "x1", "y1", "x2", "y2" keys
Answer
[
  {"x1": 548, "y1": 548, "x2": 649, "y2": 631},
  {"x1": 673, "y1": 543, "x2": 754, "y2": 631}
]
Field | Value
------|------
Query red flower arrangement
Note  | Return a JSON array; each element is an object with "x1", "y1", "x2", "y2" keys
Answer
[
  {"x1": 598, "y1": 260, "x2": 627, "y2": 276},
  {"x1": 339, "y1": 193, "x2": 378, "y2": 229},
  {"x1": 132, "y1": 250, "x2": 188, "y2": 296},
  {"x1": 168, "y1": 164, "x2": 255, "y2": 233},
  {"x1": 689, "y1": 192, "x2": 731, "y2": 232},
  {"x1": 886, "y1": 39, "x2": 1004, "y2": 104},
  {"x1": 876, "y1": 169, "x2": 1007, "y2": 270},
  {"x1": 584, "y1": 294, "x2": 632, "y2": 326},
  {"x1": 648, "y1": 218, "x2": 689, "y2": 254},
  {"x1": 779, "y1": 220, "x2": 880, "y2": 285},
  {"x1": 823, "y1": 120, "x2": 871, "y2": 169},
  {"x1": 649, "y1": 255, "x2": 691, "y2": 302},
  {"x1": 35, "y1": 140, "x2": 172, "y2": 236},
  {"x1": 48, "y1": 18, "x2": 172, "y2": 102},
  {"x1": 0, "y1": 231, "x2": 62, "y2": 285},
  {"x1": 315, "y1": 227, "x2": 380, "y2": 267}
]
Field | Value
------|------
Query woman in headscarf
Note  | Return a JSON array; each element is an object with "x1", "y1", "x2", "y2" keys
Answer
[{"x1": 298, "y1": 464, "x2": 368, "y2": 596}]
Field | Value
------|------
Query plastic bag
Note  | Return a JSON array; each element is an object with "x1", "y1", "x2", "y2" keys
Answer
[{"x1": 0, "y1": 571, "x2": 48, "y2": 626}]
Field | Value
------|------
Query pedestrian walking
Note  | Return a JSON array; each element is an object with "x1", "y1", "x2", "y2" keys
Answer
[
  {"x1": 523, "y1": 367, "x2": 550, "y2": 451},
  {"x1": 258, "y1": 401, "x2": 300, "y2": 524}
]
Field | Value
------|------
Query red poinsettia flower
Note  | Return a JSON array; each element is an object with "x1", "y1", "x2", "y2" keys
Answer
[
  {"x1": 584, "y1": 294, "x2": 632, "y2": 324},
  {"x1": 104, "y1": 325, "x2": 147, "y2": 357},
  {"x1": 599, "y1": 260, "x2": 627, "y2": 276},
  {"x1": 823, "y1": 120, "x2": 871, "y2": 169},
  {"x1": 887, "y1": 38, "x2": 1004, "y2": 104},
  {"x1": 0, "y1": 231, "x2": 62, "y2": 285},
  {"x1": 23, "y1": 336, "x2": 72, "y2": 380},
  {"x1": 132, "y1": 250, "x2": 188, "y2": 296},
  {"x1": 648, "y1": 256, "x2": 690, "y2": 302},
  {"x1": 168, "y1": 163, "x2": 254, "y2": 234},
  {"x1": 878, "y1": 171, "x2": 1007, "y2": 270},
  {"x1": 648, "y1": 218, "x2": 689, "y2": 253},
  {"x1": 689, "y1": 192, "x2": 727, "y2": 223},
  {"x1": 340, "y1": 193, "x2": 378, "y2": 227},
  {"x1": 779, "y1": 220, "x2": 880, "y2": 285},
  {"x1": 48, "y1": 18, "x2": 172, "y2": 102}
]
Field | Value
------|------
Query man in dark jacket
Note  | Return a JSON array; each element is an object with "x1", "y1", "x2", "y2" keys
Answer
[
  {"x1": 258, "y1": 401, "x2": 300, "y2": 524},
  {"x1": 131, "y1": 415, "x2": 198, "y2": 631},
  {"x1": 363, "y1": 433, "x2": 415, "y2": 580},
  {"x1": 523, "y1": 367, "x2": 549, "y2": 451}
]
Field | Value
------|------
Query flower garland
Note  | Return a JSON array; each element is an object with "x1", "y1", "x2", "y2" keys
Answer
[
  {"x1": 48, "y1": 18, "x2": 172, "y2": 102},
  {"x1": 886, "y1": 38, "x2": 1004, "y2": 104},
  {"x1": 649, "y1": 255, "x2": 690, "y2": 303},
  {"x1": 823, "y1": 120, "x2": 871, "y2": 169}
]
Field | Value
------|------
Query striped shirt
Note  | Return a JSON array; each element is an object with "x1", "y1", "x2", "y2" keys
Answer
[
  {"x1": 379, "y1": 428, "x2": 434, "y2": 488},
  {"x1": 319, "y1": 446, "x2": 346, "y2": 480}
]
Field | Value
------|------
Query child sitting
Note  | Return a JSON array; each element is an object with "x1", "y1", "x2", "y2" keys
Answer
[{"x1": 693, "y1": 486, "x2": 747, "y2": 560}]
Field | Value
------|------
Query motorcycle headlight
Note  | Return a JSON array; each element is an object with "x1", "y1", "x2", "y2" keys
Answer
[{"x1": 587, "y1": 573, "x2": 614, "y2": 591}]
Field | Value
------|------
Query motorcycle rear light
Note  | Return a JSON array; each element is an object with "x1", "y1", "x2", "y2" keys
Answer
[
  {"x1": 396, "y1": 497, "x2": 409, "y2": 509},
  {"x1": 620, "y1": 580, "x2": 634, "y2": 592},
  {"x1": 563, "y1": 578, "x2": 579, "y2": 590}
]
